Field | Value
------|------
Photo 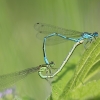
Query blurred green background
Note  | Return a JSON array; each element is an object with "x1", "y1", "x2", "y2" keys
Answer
[{"x1": 0, "y1": 0, "x2": 100, "y2": 100}]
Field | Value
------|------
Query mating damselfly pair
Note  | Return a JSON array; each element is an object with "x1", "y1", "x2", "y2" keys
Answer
[
  {"x1": 34, "y1": 22, "x2": 98, "y2": 77},
  {"x1": 0, "y1": 22, "x2": 98, "y2": 91}
]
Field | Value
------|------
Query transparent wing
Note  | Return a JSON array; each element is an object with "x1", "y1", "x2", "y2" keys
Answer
[
  {"x1": 0, "y1": 66, "x2": 41, "y2": 90},
  {"x1": 34, "y1": 23, "x2": 82, "y2": 45},
  {"x1": 36, "y1": 31, "x2": 70, "y2": 45}
]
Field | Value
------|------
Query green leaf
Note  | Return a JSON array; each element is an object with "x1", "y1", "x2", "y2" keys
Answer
[
  {"x1": 47, "y1": 37, "x2": 100, "y2": 100},
  {"x1": 65, "y1": 80, "x2": 100, "y2": 100},
  {"x1": 59, "y1": 37, "x2": 100, "y2": 100},
  {"x1": 48, "y1": 63, "x2": 77, "y2": 100}
]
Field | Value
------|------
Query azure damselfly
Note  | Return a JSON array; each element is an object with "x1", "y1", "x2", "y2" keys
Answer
[{"x1": 34, "y1": 23, "x2": 98, "y2": 64}]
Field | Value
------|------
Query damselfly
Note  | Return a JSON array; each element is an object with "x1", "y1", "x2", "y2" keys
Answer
[
  {"x1": 34, "y1": 23, "x2": 98, "y2": 64},
  {"x1": 0, "y1": 61, "x2": 54, "y2": 90}
]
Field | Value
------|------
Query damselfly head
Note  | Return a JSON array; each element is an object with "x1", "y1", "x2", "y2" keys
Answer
[{"x1": 93, "y1": 32, "x2": 98, "y2": 37}]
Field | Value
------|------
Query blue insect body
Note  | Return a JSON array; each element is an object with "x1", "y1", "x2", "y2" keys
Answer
[
  {"x1": 81, "y1": 32, "x2": 98, "y2": 39},
  {"x1": 34, "y1": 23, "x2": 99, "y2": 64}
]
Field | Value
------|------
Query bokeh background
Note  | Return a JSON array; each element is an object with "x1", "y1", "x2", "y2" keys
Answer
[{"x1": 0, "y1": 0, "x2": 100, "y2": 100}]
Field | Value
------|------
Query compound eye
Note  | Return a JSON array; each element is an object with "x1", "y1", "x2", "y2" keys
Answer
[{"x1": 93, "y1": 32, "x2": 98, "y2": 37}]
